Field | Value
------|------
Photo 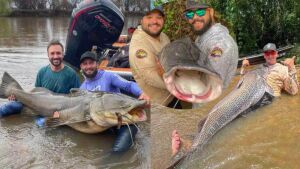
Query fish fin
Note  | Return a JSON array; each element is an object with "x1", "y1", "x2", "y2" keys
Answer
[
  {"x1": 68, "y1": 88, "x2": 89, "y2": 97},
  {"x1": 45, "y1": 117, "x2": 63, "y2": 127},
  {"x1": 0, "y1": 72, "x2": 23, "y2": 98},
  {"x1": 45, "y1": 115, "x2": 91, "y2": 128},
  {"x1": 20, "y1": 106, "x2": 37, "y2": 116},
  {"x1": 30, "y1": 87, "x2": 53, "y2": 94}
]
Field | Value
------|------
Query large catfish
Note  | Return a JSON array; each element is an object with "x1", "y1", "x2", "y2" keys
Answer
[
  {"x1": 158, "y1": 26, "x2": 238, "y2": 104},
  {"x1": 0, "y1": 72, "x2": 147, "y2": 134},
  {"x1": 168, "y1": 68, "x2": 275, "y2": 168},
  {"x1": 158, "y1": 38, "x2": 223, "y2": 104}
]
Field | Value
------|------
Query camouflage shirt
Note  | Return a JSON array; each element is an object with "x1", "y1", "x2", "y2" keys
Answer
[{"x1": 261, "y1": 63, "x2": 299, "y2": 97}]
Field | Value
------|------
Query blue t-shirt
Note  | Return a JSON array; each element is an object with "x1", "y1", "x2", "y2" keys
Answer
[
  {"x1": 80, "y1": 70, "x2": 142, "y2": 97},
  {"x1": 35, "y1": 65, "x2": 80, "y2": 94}
]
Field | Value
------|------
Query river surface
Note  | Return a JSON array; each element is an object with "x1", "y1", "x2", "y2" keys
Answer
[{"x1": 0, "y1": 16, "x2": 149, "y2": 169}]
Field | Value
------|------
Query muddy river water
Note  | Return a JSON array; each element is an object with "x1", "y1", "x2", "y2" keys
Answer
[
  {"x1": 0, "y1": 16, "x2": 149, "y2": 169},
  {"x1": 151, "y1": 74, "x2": 300, "y2": 169}
]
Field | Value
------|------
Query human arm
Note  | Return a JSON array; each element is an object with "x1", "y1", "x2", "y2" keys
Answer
[
  {"x1": 110, "y1": 73, "x2": 142, "y2": 97},
  {"x1": 281, "y1": 56, "x2": 299, "y2": 95},
  {"x1": 240, "y1": 58, "x2": 250, "y2": 75},
  {"x1": 110, "y1": 73, "x2": 151, "y2": 105}
]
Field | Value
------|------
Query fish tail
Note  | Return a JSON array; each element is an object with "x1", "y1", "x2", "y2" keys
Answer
[{"x1": 0, "y1": 72, "x2": 23, "y2": 98}]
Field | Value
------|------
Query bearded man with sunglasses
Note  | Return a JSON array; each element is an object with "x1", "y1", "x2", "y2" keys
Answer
[
  {"x1": 184, "y1": 0, "x2": 239, "y2": 89},
  {"x1": 171, "y1": 0, "x2": 242, "y2": 156}
]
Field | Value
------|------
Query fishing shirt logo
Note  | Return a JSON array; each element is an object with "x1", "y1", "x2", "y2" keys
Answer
[
  {"x1": 136, "y1": 49, "x2": 147, "y2": 58},
  {"x1": 210, "y1": 47, "x2": 223, "y2": 58}
]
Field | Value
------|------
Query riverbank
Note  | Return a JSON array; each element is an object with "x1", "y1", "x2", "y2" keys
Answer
[
  {"x1": 1, "y1": 9, "x2": 144, "y2": 17},
  {"x1": 4, "y1": 9, "x2": 72, "y2": 17}
]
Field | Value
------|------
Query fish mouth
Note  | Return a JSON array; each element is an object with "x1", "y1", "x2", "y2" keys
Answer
[
  {"x1": 128, "y1": 106, "x2": 147, "y2": 121},
  {"x1": 163, "y1": 67, "x2": 223, "y2": 103},
  {"x1": 175, "y1": 85, "x2": 212, "y2": 101}
]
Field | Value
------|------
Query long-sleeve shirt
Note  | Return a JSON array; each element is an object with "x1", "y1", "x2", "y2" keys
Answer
[
  {"x1": 261, "y1": 63, "x2": 299, "y2": 97},
  {"x1": 80, "y1": 70, "x2": 142, "y2": 97},
  {"x1": 129, "y1": 26, "x2": 173, "y2": 105}
]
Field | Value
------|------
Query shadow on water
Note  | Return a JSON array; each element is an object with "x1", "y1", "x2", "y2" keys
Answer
[{"x1": 0, "y1": 16, "x2": 149, "y2": 168}]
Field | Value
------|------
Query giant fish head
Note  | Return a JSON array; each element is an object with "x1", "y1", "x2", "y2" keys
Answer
[
  {"x1": 158, "y1": 38, "x2": 223, "y2": 103},
  {"x1": 89, "y1": 92, "x2": 147, "y2": 127}
]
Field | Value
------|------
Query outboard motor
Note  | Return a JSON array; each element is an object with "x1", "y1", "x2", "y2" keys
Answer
[{"x1": 64, "y1": 0, "x2": 124, "y2": 70}]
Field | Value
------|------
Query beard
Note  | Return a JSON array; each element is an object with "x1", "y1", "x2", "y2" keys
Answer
[
  {"x1": 50, "y1": 58, "x2": 62, "y2": 67},
  {"x1": 83, "y1": 69, "x2": 98, "y2": 78},
  {"x1": 192, "y1": 16, "x2": 212, "y2": 36},
  {"x1": 142, "y1": 24, "x2": 163, "y2": 37}
]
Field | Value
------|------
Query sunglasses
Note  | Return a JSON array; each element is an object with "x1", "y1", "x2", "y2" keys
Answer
[
  {"x1": 184, "y1": 9, "x2": 206, "y2": 19},
  {"x1": 264, "y1": 50, "x2": 277, "y2": 56}
]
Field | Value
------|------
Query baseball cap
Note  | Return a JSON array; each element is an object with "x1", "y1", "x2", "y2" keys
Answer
[
  {"x1": 263, "y1": 43, "x2": 277, "y2": 52},
  {"x1": 145, "y1": 6, "x2": 164, "y2": 17},
  {"x1": 80, "y1": 51, "x2": 97, "y2": 63},
  {"x1": 185, "y1": 0, "x2": 210, "y2": 11}
]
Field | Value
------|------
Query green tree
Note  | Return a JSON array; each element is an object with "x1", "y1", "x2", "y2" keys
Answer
[
  {"x1": 155, "y1": 0, "x2": 300, "y2": 55},
  {"x1": 0, "y1": 0, "x2": 11, "y2": 16}
]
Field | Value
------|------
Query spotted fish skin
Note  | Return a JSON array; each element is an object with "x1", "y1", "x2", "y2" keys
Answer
[{"x1": 169, "y1": 69, "x2": 274, "y2": 169}]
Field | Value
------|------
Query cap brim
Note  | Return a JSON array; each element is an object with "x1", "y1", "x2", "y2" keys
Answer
[
  {"x1": 80, "y1": 57, "x2": 96, "y2": 63},
  {"x1": 263, "y1": 49, "x2": 277, "y2": 52},
  {"x1": 184, "y1": 5, "x2": 210, "y2": 12},
  {"x1": 146, "y1": 9, "x2": 165, "y2": 16}
]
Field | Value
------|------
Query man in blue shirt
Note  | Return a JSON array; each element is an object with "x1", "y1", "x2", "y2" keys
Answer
[
  {"x1": 0, "y1": 40, "x2": 80, "y2": 117},
  {"x1": 79, "y1": 51, "x2": 150, "y2": 152}
]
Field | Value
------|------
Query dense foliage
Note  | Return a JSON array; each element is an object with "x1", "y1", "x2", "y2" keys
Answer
[
  {"x1": 0, "y1": 0, "x2": 11, "y2": 16},
  {"x1": 155, "y1": 0, "x2": 300, "y2": 56}
]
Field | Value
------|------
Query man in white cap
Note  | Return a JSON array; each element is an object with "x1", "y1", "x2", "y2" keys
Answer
[
  {"x1": 171, "y1": 42, "x2": 299, "y2": 157},
  {"x1": 242, "y1": 43, "x2": 299, "y2": 97}
]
